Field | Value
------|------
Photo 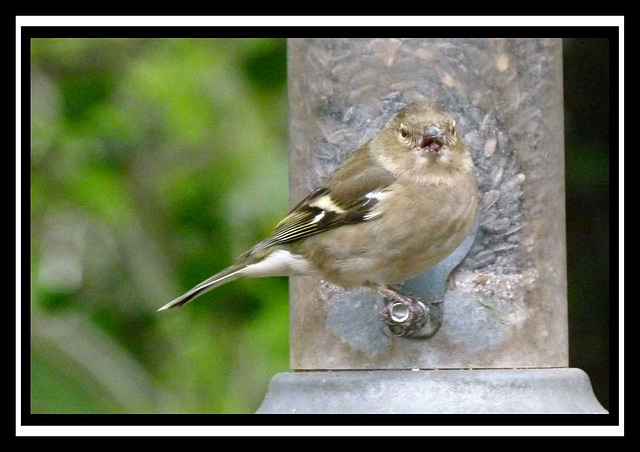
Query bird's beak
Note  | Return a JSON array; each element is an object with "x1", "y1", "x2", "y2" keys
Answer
[
  {"x1": 424, "y1": 126, "x2": 443, "y2": 140},
  {"x1": 419, "y1": 126, "x2": 445, "y2": 153}
]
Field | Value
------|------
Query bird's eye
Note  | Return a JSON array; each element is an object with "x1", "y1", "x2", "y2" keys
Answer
[{"x1": 399, "y1": 125, "x2": 410, "y2": 139}]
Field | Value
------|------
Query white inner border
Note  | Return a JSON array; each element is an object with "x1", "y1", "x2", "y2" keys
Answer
[{"x1": 17, "y1": 15, "x2": 624, "y2": 437}]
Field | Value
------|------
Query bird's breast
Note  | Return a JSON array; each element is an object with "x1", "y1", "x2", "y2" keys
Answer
[{"x1": 302, "y1": 173, "x2": 478, "y2": 288}]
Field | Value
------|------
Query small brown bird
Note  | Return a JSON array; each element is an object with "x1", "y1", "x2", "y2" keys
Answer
[{"x1": 159, "y1": 102, "x2": 478, "y2": 334}]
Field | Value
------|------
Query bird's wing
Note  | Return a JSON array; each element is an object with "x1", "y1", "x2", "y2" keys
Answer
[{"x1": 248, "y1": 144, "x2": 396, "y2": 254}]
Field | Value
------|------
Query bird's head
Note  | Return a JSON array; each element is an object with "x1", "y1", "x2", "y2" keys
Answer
[{"x1": 372, "y1": 102, "x2": 473, "y2": 185}]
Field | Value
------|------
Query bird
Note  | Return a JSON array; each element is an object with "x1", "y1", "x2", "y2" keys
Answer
[{"x1": 158, "y1": 101, "x2": 478, "y2": 336}]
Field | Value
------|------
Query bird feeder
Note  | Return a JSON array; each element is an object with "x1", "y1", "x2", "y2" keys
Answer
[{"x1": 257, "y1": 38, "x2": 606, "y2": 414}]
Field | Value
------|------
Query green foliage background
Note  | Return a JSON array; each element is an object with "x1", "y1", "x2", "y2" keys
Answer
[
  {"x1": 31, "y1": 38, "x2": 290, "y2": 413},
  {"x1": 30, "y1": 37, "x2": 609, "y2": 414}
]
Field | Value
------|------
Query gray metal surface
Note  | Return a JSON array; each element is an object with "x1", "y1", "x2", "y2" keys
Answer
[
  {"x1": 257, "y1": 369, "x2": 607, "y2": 414},
  {"x1": 288, "y1": 38, "x2": 568, "y2": 370}
]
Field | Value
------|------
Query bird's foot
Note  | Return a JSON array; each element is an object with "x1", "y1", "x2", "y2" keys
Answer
[{"x1": 376, "y1": 285, "x2": 428, "y2": 337}]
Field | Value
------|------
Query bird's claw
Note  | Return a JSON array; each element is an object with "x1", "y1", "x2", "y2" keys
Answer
[{"x1": 377, "y1": 287, "x2": 428, "y2": 337}]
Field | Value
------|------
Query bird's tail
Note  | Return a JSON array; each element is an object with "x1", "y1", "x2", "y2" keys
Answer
[{"x1": 157, "y1": 264, "x2": 246, "y2": 311}]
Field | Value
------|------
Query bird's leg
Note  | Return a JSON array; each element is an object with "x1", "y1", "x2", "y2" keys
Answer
[{"x1": 372, "y1": 284, "x2": 427, "y2": 337}]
